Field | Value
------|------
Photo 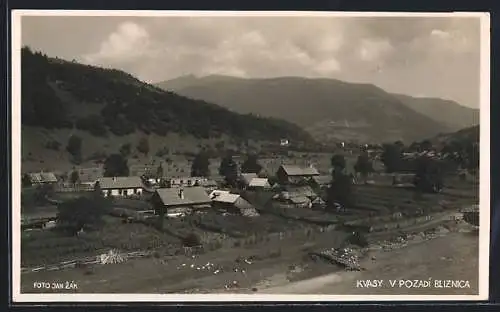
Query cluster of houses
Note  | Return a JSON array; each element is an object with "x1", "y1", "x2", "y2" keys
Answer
[{"x1": 23, "y1": 163, "x2": 334, "y2": 219}]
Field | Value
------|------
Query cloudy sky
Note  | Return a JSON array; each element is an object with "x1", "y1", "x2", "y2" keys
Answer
[{"x1": 21, "y1": 14, "x2": 482, "y2": 108}]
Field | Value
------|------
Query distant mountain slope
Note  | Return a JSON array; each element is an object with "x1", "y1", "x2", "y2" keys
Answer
[
  {"x1": 21, "y1": 48, "x2": 313, "y2": 146},
  {"x1": 393, "y1": 94, "x2": 479, "y2": 131},
  {"x1": 432, "y1": 125, "x2": 480, "y2": 145},
  {"x1": 156, "y1": 75, "x2": 455, "y2": 144}
]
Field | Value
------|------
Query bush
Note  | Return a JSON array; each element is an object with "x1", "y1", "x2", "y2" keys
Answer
[{"x1": 182, "y1": 232, "x2": 201, "y2": 247}]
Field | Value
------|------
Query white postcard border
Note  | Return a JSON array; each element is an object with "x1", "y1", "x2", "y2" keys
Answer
[{"x1": 10, "y1": 10, "x2": 491, "y2": 303}]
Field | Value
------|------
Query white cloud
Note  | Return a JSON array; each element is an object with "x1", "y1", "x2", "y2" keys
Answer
[
  {"x1": 82, "y1": 22, "x2": 152, "y2": 64},
  {"x1": 430, "y1": 29, "x2": 451, "y2": 39},
  {"x1": 357, "y1": 38, "x2": 394, "y2": 62}
]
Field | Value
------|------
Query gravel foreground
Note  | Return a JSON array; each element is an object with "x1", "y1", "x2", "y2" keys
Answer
[{"x1": 252, "y1": 230, "x2": 480, "y2": 295}]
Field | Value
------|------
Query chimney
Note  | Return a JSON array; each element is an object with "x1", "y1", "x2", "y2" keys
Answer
[{"x1": 178, "y1": 188, "x2": 184, "y2": 199}]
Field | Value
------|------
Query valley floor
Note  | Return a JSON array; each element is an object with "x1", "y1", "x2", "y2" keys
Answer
[{"x1": 20, "y1": 219, "x2": 479, "y2": 297}]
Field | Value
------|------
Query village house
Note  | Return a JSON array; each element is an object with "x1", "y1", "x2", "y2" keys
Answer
[
  {"x1": 209, "y1": 190, "x2": 259, "y2": 217},
  {"x1": 273, "y1": 191, "x2": 312, "y2": 209},
  {"x1": 272, "y1": 185, "x2": 319, "y2": 209},
  {"x1": 96, "y1": 176, "x2": 144, "y2": 197},
  {"x1": 26, "y1": 171, "x2": 58, "y2": 185},
  {"x1": 239, "y1": 173, "x2": 271, "y2": 190},
  {"x1": 276, "y1": 164, "x2": 320, "y2": 185},
  {"x1": 152, "y1": 187, "x2": 212, "y2": 217},
  {"x1": 166, "y1": 176, "x2": 210, "y2": 188}
]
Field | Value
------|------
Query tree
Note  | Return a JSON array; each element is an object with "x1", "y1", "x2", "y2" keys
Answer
[
  {"x1": 413, "y1": 156, "x2": 444, "y2": 193},
  {"x1": 420, "y1": 140, "x2": 433, "y2": 152},
  {"x1": 381, "y1": 143, "x2": 403, "y2": 173},
  {"x1": 191, "y1": 151, "x2": 211, "y2": 177},
  {"x1": 241, "y1": 153, "x2": 263, "y2": 174},
  {"x1": 219, "y1": 152, "x2": 239, "y2": 187},
  {"x1": 156, "y1": 162, "x2": 164, "y2": 179},
  {"x1": 70, "y1": 169, "x2": 80, "y2": 185},
  {"x1": 326, "y1": 172, "x2": 353, "y2": 210},
  {"x1": 331, "y1": 154, "x2": 346, "y2": 175},
  {"x1": 354, "y1": 152, "x2": 374, "y2": 184},
  {"x1": 120, "y1": 143, "x2": 132, "y2": 157},
  {"x1": 103, "y1": 153, "x2": 129, "y2": 177},
  {"x1": 57, "y1": 195, "x2": 111, "y2": 235},
  {"x1": 66, "y1": 135, "x2": 82, "y2": 163},
  {"x1": 137, "y1": 137, "x2": 149, "y2": 155}
]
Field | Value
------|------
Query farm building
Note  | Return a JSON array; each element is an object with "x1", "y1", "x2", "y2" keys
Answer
[
  {"x1": 209, "y1": 190, "x2": 259, "y2": 217},
  {"x1": 273, "y1": 192, "x2": 312, "y2": 209},
  {"x1": 311, "y1": 175, "x2": 332, "y2": 188},
  {"x1": 96, "y1": 176, "x2": 144, "y2": 197},
  {"x1": 152, "y1": 187, "x2": 212, "y2": 216},
  {"x1": 248, "y1": 178, "x2": 271, "y2": 190},
  {"x1": 276, "y1": 164, "x2": 320, "y2": 185},
  {"x1": 240, "y1": 173, "x2": 271, "y2": 190},
  {"x1": 26, "y1": 171, "x2": 58, "y2": 185}
]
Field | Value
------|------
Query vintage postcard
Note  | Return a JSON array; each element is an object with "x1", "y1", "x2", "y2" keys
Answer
[{"x1": 11, "y1": 10, "x2": 490, "y2": 302}]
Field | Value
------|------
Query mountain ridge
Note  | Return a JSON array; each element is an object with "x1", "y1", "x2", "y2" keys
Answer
[
  {"x1": 21, "y1": 47, "x2": 314, "y2": 145},
  {"x1": 156, "y1": 75, "x2": 478, "y2": 144}
]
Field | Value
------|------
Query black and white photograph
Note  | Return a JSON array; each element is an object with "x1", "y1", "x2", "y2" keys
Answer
[{"x1": 12, "y1": 11, "x2": 490, "y2": 302}]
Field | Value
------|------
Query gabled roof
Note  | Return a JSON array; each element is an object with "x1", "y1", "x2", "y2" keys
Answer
[
  {"x1": 248, "y1": 178, "x2": 271, "y2": 188},
  {"x1": 97, "y1": 176, "x2": 144, "y2": 189},
  {"x1": 209, "y1": 190, "x2": 241, "y2": 204},
  {"x1": 156, "y1": 186, "x2": 212, "y2": 207},
  {"x1": 279, "y1": 165, "x2": 320, "y2": 177},
  {"x1": 28, "y1": 172, "x2": 58, "y2": 183}
]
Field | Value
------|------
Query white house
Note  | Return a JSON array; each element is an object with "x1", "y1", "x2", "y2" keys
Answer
[
  {"x1": 167, "y1": 176, "x2": 209, "y2": 188},
  {"x1": 96, "y1": 176, "x2": 144, "y2": 197}
]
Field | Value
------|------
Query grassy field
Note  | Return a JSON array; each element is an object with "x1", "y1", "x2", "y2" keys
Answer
[{"x1": 21, "y1": 124, "x2": 378, "y2": 177}]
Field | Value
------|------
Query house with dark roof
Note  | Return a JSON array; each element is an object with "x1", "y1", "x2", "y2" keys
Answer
[
  {"x1": 96, "y1": 176, "x2": 144, "y2": 197},
  {"x1": 152, "y1": 187, "x2": 212, "y2": 215},
  {"x1": 276, "y1": 164, "x2": 320, "y2": 185}
]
